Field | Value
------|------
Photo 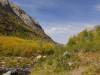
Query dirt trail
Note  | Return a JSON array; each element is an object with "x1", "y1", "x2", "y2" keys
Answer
[{"x1": 70, "y1": 67, "x2": 88, "y2": 75}]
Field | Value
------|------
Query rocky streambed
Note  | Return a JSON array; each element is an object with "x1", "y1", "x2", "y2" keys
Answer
[
  {"x1": 0, "y1": 67, "x2": 31, "y2": 75},
  {"x1": 0, "y1": 57, "x2": 35, "y2": 75}
]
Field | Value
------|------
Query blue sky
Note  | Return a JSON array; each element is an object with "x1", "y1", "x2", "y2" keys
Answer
[{"x1": 12, "y1": 0, "x2": 100, "y2": 44}]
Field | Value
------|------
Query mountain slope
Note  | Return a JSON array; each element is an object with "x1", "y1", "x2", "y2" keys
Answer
[
  {"x1": 64, "y1": 25, "x2": 100, "y2": 75},
  {"x1": 66, "y1": 25, "x2": 100, "y2": 52},
  {"x1": 0, "y1": 0, "x2": 56, "y2": 69},
  {"x1": 0, "y1": 0, "x2": 54, "y2": 42}
]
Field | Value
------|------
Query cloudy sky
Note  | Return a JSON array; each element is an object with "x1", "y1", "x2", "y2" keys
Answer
[{"x1": 12, "y1": 0, "x2": 100, "y2": 44}]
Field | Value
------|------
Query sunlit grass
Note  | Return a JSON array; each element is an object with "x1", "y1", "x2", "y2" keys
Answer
[{"x1": 0, "y1": 36, "x2": 55, "y2": 57}]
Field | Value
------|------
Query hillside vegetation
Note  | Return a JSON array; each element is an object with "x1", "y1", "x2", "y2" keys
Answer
[
  {"x1": 65, "y1": 25, "x2": 100, "y2": 75},
  {"x1": 0, "y1": 36, "x2": 55, "y2": 57},
  {"x1": 66, "y1": 25, "x2": 100, "y2": 52},
  {"x1": 0, "y1": 6, "x2": 34, "y2": 38},
  {"x1": 31, "y1": 25, "x2": 100, "y2": 75}
]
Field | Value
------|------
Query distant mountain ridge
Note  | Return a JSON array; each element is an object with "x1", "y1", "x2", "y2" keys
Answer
[{"x1": 0, "y1": 0, "x2": 54, "y2": 42}]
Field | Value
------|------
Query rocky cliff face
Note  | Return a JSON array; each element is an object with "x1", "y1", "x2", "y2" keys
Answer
[{"x1": 0, "y1": 0, "x2": 54, "y2": 42}]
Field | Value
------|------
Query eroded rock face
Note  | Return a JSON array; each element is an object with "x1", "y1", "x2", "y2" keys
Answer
[
  {"x1": 12, "y1": 4, "x2": 37, "y2": 28},
  {"x1": 0, "y1": 0, "x2": 42, "y2": 30},
  {"x1": 0, "y1": 0, "x2": 55, "y2": 42},
  {"x1": 0, "y1": 0, "x2": 8, "y2": 6},
  {"x1": 10, "y1": 1, "x2": 42, "y2": 30},
  {"x1": 0, "y1": 0, "x2": 14, "y2": 12}
]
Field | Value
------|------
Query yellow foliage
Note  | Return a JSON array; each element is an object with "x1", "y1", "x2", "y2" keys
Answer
[{"x1": 0, "y1": 36, "x2": 55, "y2": 57}]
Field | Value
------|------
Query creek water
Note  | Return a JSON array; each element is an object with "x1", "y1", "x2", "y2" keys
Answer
[{"x1": 0, "y1": 68, "x2": 31, "y2": 75}]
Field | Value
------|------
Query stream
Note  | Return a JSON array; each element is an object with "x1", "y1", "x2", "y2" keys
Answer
[{"x1": 0, "y1": 67, "x2": 31, "y2": 75}]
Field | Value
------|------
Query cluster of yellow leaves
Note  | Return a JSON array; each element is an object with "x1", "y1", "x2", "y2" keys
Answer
[{"x1": 0, "y1": 36, "x2": 55, "y2": 57}]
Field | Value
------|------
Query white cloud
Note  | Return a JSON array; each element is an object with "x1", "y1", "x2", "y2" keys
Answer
[
  {"x1": 45, "y1": 25, "x2": 80, "y2": 35},
  {"x1": 43, "y1": 23, "x2": 96, "y2": 44},
  {"x1": 45, "y1": 23, "x2": 95, "y2": 35},
  {"x1": 95, "y1": 4, "x2": 100, "y2": 11}
]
